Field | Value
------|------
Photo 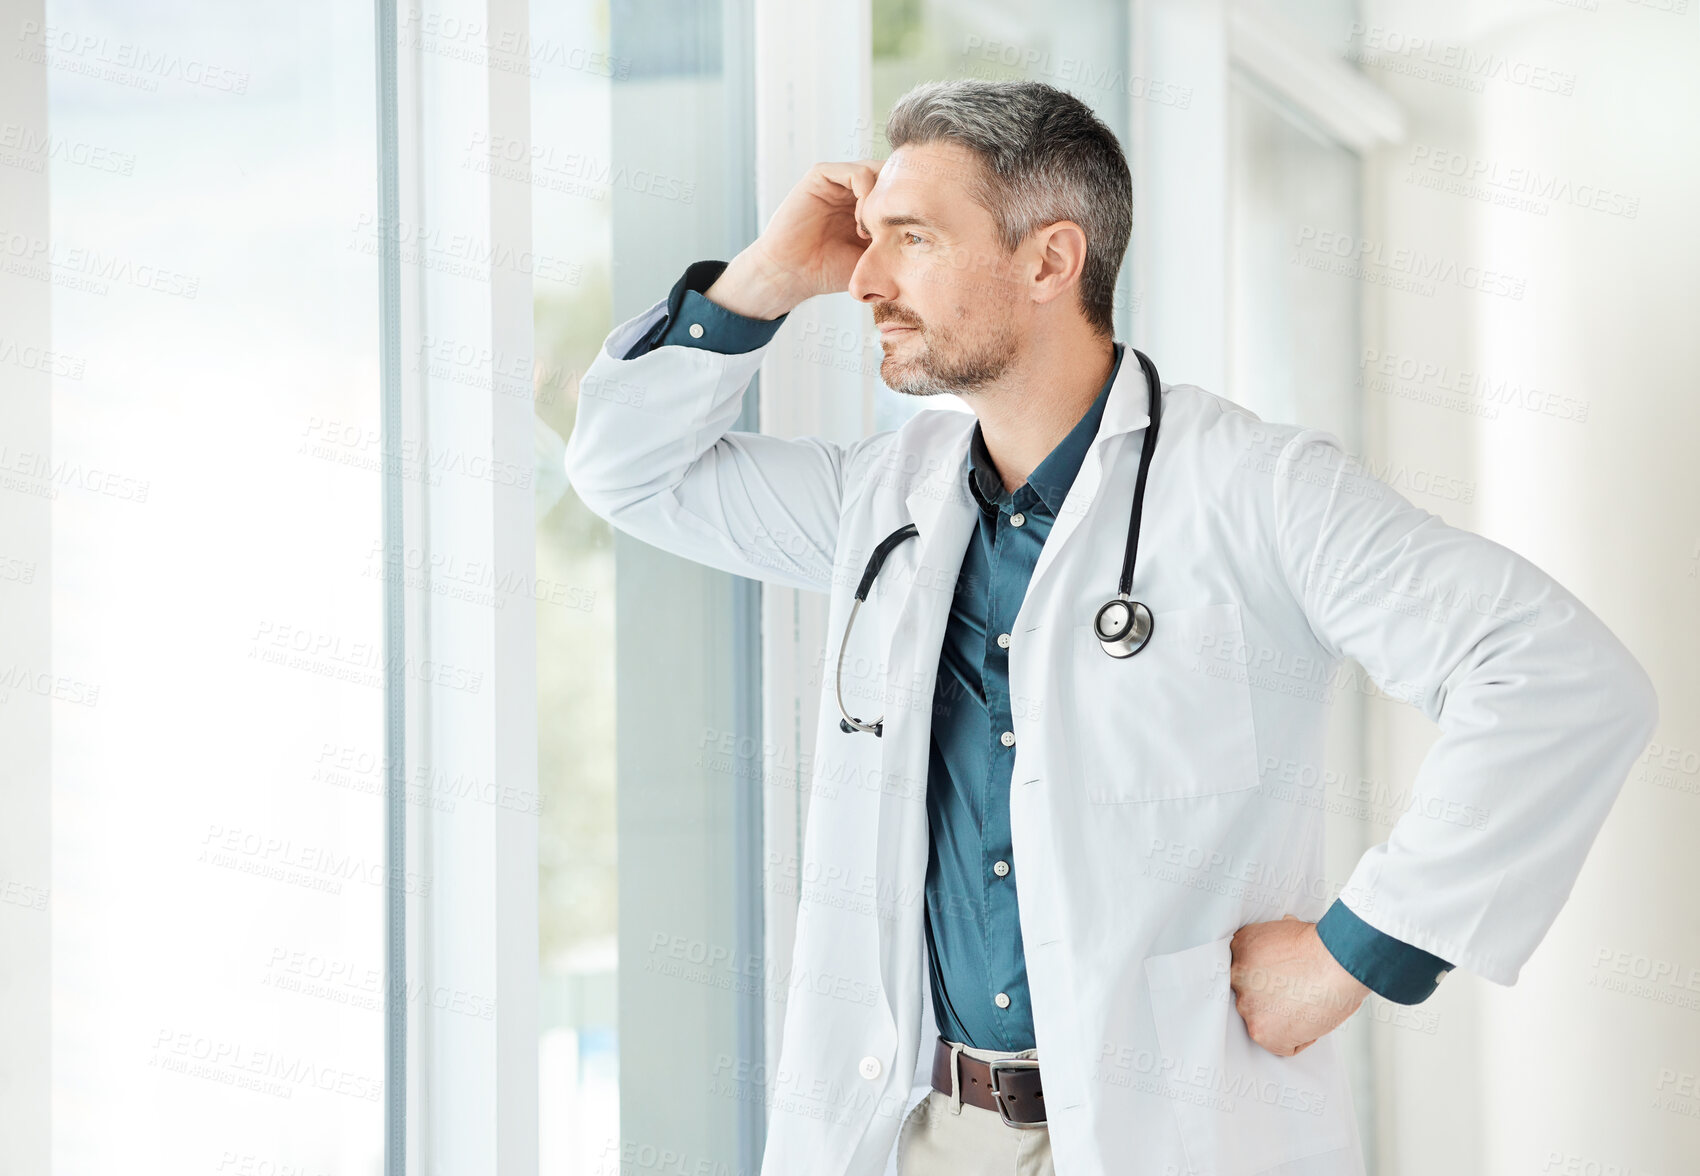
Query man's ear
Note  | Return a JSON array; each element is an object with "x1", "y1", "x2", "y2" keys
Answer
[{"x1": 1029, "y1": 220, "x2": 1089, "y2": 306}]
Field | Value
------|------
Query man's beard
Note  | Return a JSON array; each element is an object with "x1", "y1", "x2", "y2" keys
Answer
[{"x1": 880, "y1": 320, "x2": 1019, "y2": 398}]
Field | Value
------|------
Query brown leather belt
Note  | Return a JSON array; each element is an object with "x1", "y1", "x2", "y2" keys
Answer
[{"x1": 930, "y1": 1035, "x2": 1047, "y2": 1128}]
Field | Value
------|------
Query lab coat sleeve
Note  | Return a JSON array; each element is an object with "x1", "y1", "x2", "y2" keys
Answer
[
  {"x1": 1269, "y1": 427, "x2": 1660, "y2": 986},
  {"x1": 563, "y1": 293, "x2": 881, "y2": 595}
]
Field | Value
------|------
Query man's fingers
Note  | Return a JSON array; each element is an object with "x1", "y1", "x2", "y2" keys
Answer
[
  {"x1": 814, "y1": 159, "x2": 883, "y2": 201},
  {"x1": 848, "y1": 162, "x2": 880, "y2": 240},
  {"x1": 810, "y1": 160, "x2": 884, "y2": 237}
]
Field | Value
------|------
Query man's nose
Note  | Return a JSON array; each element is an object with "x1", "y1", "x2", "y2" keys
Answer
[{"x1": 848, "y1": 243, "x2": 890, "y2": 305}]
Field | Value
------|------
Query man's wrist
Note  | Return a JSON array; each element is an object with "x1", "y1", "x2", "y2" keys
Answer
[
  {"x1": 704, "y1": 248, "x2": 798, "y2": 320},
  {"x1": 1309, "y1": 923, "x2": 1371, "y2": 1000}
]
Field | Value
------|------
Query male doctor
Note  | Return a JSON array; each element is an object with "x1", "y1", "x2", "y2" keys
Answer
[{"x1": 564, "y1": 80, "x2": 1658, "y2": 1176}]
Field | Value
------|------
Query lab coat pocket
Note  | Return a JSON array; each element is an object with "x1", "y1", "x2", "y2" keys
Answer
[
  {"x1": 1070, "y1": 602, "x2": 1261, "y2": 802},
  {"x1": 1144, "y1": 935, "x2": 1357, "y2": 1176}
]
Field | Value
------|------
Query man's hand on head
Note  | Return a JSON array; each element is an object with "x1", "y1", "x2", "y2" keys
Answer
[
  {"x1": 1228, "y1": 914, "x2": 1370, "y2": 1056},
  {"x1": 707, "y1": 159, "x2": 886, "y2": 320}
]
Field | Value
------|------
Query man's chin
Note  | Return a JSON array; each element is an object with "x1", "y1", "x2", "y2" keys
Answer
[
  {"x1": 881, "y1": 357, "x2": 953, "y2": 398},
  {"x1": 885, "y1": 375, "x2": 952, "y2": 398}
]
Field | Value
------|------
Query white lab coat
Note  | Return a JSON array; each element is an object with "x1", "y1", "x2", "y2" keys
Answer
[{"x1": 564, "y1": 295, "x2": 1659, "y2": 1176}]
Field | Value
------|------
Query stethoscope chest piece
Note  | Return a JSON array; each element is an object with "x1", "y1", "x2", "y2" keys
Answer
[{"x1": 1094, "y1": 595, "x2": 1153, "y2": 659}]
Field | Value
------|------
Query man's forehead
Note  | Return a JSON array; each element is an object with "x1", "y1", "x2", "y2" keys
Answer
[
  {"x1": 881, "y1": 139, "x2": 979, "y2": 185},
  {"x1": 862, "y1": 143, "x2": 978, "y2": 230}
]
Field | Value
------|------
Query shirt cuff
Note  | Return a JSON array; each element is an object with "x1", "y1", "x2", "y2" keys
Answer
[
  {"x1": 1316, "y1": 898, "x2": 1454, "y2": 1005},
  {"x1": 620, "y1": 259, "x2": 789, "y2": 359}
]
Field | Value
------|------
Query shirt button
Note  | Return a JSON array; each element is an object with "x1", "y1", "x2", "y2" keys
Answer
[
  {"x1": 993, "y1": 860, "x2": 1010, "y2": 877},
  {"x1": 1435, "y1": 968, "x2": 1451, "y2": 985},
  {"x1": 1010, "y1": 512, "x2": 1025, "y2": 527},
  {"x1": 688, "y1": 322, "x2": 705, "y2": 338},
  {"x1": 994, "y1": 992, "x2": 1011, "y2": 1009},
  {"x1": 858, "y1": 1055, "x2": 882, "y2": 1080},
  {"x1": 1000, "y1": 731, "x2": 1016, "y2": 747},
  {"x1": 996, "y1": 632, "x2": 1011, "y2": 649}
]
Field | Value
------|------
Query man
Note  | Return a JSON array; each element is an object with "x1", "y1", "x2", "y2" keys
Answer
[{"x1": 564, "y1": 80, "x2": 1657, "y2": 1176}]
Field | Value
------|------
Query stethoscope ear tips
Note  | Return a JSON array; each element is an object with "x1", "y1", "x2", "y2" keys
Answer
[
  {"x1": 1094, "y1": 596, "x2": 1154, "y2": 659},
  {"x1": 839, "y1": 718, "x2": 856, "y2": 735}
]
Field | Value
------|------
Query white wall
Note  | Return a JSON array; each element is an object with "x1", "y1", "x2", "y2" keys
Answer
[{"x1": 1357, "y1": 3, "x2": 1700, "y2": 1172}]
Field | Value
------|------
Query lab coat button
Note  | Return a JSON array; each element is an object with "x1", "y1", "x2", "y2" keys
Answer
[
  {"x1": 996, "y1": 632, "x2": 1011, "y2": 649},
  {"x1": 994, "y1": 992, "x2": 1011, "y2": 1009},
  {"x1": 858, "y1": 1055, "x2": 882, "y2": 1080},
  {"x1": 688, "y1": 322, "x2": 705, "y2": 338},
  {"x1": 993, "y1": 860, "x2": 1010, "y2": 877},
  {"x1": 1010, "y1": 512, "x2": 1026, "y2": 527},
  {"x1": 1000, "y1": 731, "x2": 1015, "y2": 747}
]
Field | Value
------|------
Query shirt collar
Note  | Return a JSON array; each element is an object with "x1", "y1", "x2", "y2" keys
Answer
[{"x1": 967, "y1": 342, "x2": 1125, "y2": 516}]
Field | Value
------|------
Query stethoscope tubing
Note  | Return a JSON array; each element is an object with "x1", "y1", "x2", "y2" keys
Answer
[{"x1": 836, "y1": 349, "x2": 1163, "y2": 735}]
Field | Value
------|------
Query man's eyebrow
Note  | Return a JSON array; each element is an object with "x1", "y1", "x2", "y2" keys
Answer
[{"x1": 856, "y1": 211, "x2": 944, "y2": 237}]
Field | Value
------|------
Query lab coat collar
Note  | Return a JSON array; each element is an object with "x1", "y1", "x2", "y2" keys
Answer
[
  {"x1": 1095, "y1": 338, "x2": 1155, "y2": 445},
  {"x1": 899, "y1": 426, "x2": 978, "y2": 577}
]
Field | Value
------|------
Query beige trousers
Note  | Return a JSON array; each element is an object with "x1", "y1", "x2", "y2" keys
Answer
[{"x1": 894, "y1": 1039, "x2": 1055, "y2": 1176}]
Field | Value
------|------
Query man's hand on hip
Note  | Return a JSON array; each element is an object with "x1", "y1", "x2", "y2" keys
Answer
[{"x1": 1228, "y1": 914, "x2": 1369, "y2": 1056}]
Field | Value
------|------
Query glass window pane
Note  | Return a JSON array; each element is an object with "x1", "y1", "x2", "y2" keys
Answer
[
  {"x1": 531, "y1": 2, "x2": 620, "y2": 1172},
  {"x1": 534, "y1": 4, "x2": 764, "y2": 1174},
  {"x1": 40, "y1": 4, "x2": 385, "y2": 1171}
]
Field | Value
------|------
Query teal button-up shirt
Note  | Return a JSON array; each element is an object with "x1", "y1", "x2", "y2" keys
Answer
[{"x1": 921, "y1": 344, "x2": 1124, "y2": 1050}]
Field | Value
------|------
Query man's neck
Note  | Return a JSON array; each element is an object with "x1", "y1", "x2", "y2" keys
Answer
[{"x1": 970, "y1": 334, "x2": 1118, "y2": 494}]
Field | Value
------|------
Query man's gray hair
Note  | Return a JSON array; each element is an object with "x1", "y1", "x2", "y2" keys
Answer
[{"x1": 885, "y1": 78, "x2": 1132, "y2": 339}]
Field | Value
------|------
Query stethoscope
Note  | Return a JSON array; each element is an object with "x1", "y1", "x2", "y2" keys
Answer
[{"x1": 836, "y1": 348, "x2": 1164, "y2": 737}]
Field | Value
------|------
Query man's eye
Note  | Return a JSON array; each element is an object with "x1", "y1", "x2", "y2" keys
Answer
[{"x1": 903, "y1": 232, "x2": 924, "y2": 246}]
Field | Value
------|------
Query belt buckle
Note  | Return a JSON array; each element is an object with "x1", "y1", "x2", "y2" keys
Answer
[{"x1": 986, "y1": 1057, "x2": 1044, "y2": 1128}]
